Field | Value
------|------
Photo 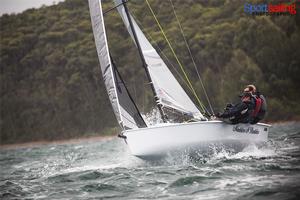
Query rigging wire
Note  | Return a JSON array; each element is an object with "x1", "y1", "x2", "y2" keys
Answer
[
  {"x1": 144, "y1": 0, "x2": 207, "y2": 115},
  {"x1": 168, "y1": 0, "x2": 214, "y2": 115},
  {"x1": 132, "y1": 17, "x2": 194, "y2": 93}
]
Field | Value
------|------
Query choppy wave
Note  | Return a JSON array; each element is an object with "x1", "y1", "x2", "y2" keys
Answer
[{"x1": 1, "y1": 122, "x2": 300, "y2": 199}]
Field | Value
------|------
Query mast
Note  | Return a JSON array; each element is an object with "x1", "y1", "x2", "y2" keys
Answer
[
  {"x1": 89, "y1": 0, "x2": 149, "y2": 130},
  {"x1": 110, "y1": 55, "x2": 147, "y2": 128},
  {"x1": 122, "y1": 0, "x2": 167, "y2": 122}
]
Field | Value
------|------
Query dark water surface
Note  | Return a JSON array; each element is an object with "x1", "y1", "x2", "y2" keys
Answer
[{"x1": 1, "y1": 122, "x2": 300, "y2": 200}]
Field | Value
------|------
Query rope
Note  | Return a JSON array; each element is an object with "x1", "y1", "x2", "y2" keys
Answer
[
  {"x1": 145, "y1": 0, "x2": 206, "y2": 114},
  {"x1": 132, "y1": 17, "x2": 194, "y2": 93},
  {"x1": 168, "y1": 0, "x2": 214, "y2": 115}
]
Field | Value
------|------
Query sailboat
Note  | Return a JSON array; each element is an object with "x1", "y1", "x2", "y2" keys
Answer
[{"x1": 88, "y1": 0, "x2": 270, "y2": 159}]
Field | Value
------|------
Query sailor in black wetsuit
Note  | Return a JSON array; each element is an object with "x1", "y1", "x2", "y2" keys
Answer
[{"x1": 216, "y1": 92, "x2": 255, "y2": 124}]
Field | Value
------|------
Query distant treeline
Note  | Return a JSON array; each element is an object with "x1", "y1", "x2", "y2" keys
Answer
[{"x1": 1, "y1": 0, "x2": 299, "y2": 144}]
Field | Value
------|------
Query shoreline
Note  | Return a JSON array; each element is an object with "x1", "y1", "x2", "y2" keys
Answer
[
  {"x1": 0, "y1": 135, "x2": 116, "y2": 150},
  {"x1": 263, "y1": 119, "x2": 300, "y2": 125},
  {"x1": 1, "y1": 120, "x2": 299, "y2": 150}
]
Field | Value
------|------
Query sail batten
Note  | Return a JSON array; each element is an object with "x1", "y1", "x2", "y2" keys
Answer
[
  {"x1": 89, "y1": 0, "x2": 146, "y2": 130},
  {"x1": 114, "y1": 0, "x2": 205, "y2": 120}
]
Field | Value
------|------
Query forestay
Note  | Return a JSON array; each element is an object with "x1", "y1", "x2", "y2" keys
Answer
[
  {"x1": 114, "y1": 0, "x2": 205, "y2": 120},
  {"x1": 88, "y1": 0, "x2": 146, "y2": 130}
]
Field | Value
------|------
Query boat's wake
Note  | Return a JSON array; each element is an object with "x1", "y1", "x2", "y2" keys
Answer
[{"x1": 142, "y1": 138, "x2": 291, "y2": 167}]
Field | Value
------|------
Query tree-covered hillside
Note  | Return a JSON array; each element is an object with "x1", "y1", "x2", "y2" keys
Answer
[{"x1": 1, "y1": 0, "x2": 299, "y2": 144}]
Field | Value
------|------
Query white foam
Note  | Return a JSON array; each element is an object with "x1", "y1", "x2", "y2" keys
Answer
[
  {"x1": 209, "y1": 144, "x2": 277, "y2": 161},
  {"x1": 142, "y1": 108, "x2": 163, "y2": 126}
]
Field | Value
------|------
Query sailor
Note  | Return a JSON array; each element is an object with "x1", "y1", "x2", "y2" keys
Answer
[
  {"x1": 244, "y1": 85, "x2": 267, "y2": 124},
  {"x1": 216, "y1": 92, "x2": 255, "y2": 124}
]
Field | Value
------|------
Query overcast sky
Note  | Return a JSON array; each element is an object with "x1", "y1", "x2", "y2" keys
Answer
[{"x1": 0, "y1": 0, "x2": 65, "y2": 15}]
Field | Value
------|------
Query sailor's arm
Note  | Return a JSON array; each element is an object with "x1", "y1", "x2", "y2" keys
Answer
[{"x1": 220, "y1": 103, "x2": 248, "y2": 118}]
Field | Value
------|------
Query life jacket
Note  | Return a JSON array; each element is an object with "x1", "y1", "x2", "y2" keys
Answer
[{"x1": 251, "y1": 95, "x2": 263, "y2": 118}]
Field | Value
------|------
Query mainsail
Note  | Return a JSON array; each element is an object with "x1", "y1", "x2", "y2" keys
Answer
[
  {"x1": 114, "y1": 0, "x2": 205, "y2": 120},
  {"x1": 88, "y1": 0, "x2": 146, "y2": 130}
]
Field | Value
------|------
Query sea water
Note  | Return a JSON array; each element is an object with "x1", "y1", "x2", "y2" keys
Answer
[{"x1": 0, "y1": 122, "x2": 299, "y2": 199}]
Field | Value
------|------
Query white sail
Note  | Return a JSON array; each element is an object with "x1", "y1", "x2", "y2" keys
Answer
[
  {"x1": 114, "y1": 0, "x2": 204, "y2": 119},
  {"x1": 89, "y1": 0, "x2": 146, "y2": 130}
]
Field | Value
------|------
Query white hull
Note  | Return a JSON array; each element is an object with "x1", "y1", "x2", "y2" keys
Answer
[{"x1": 122, "y1": 121, "x2": 270, "y2": 159}]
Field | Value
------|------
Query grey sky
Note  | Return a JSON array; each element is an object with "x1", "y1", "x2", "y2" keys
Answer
[{"x1": 0, "y1": 0, "x2": 65, "y2": 15}]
